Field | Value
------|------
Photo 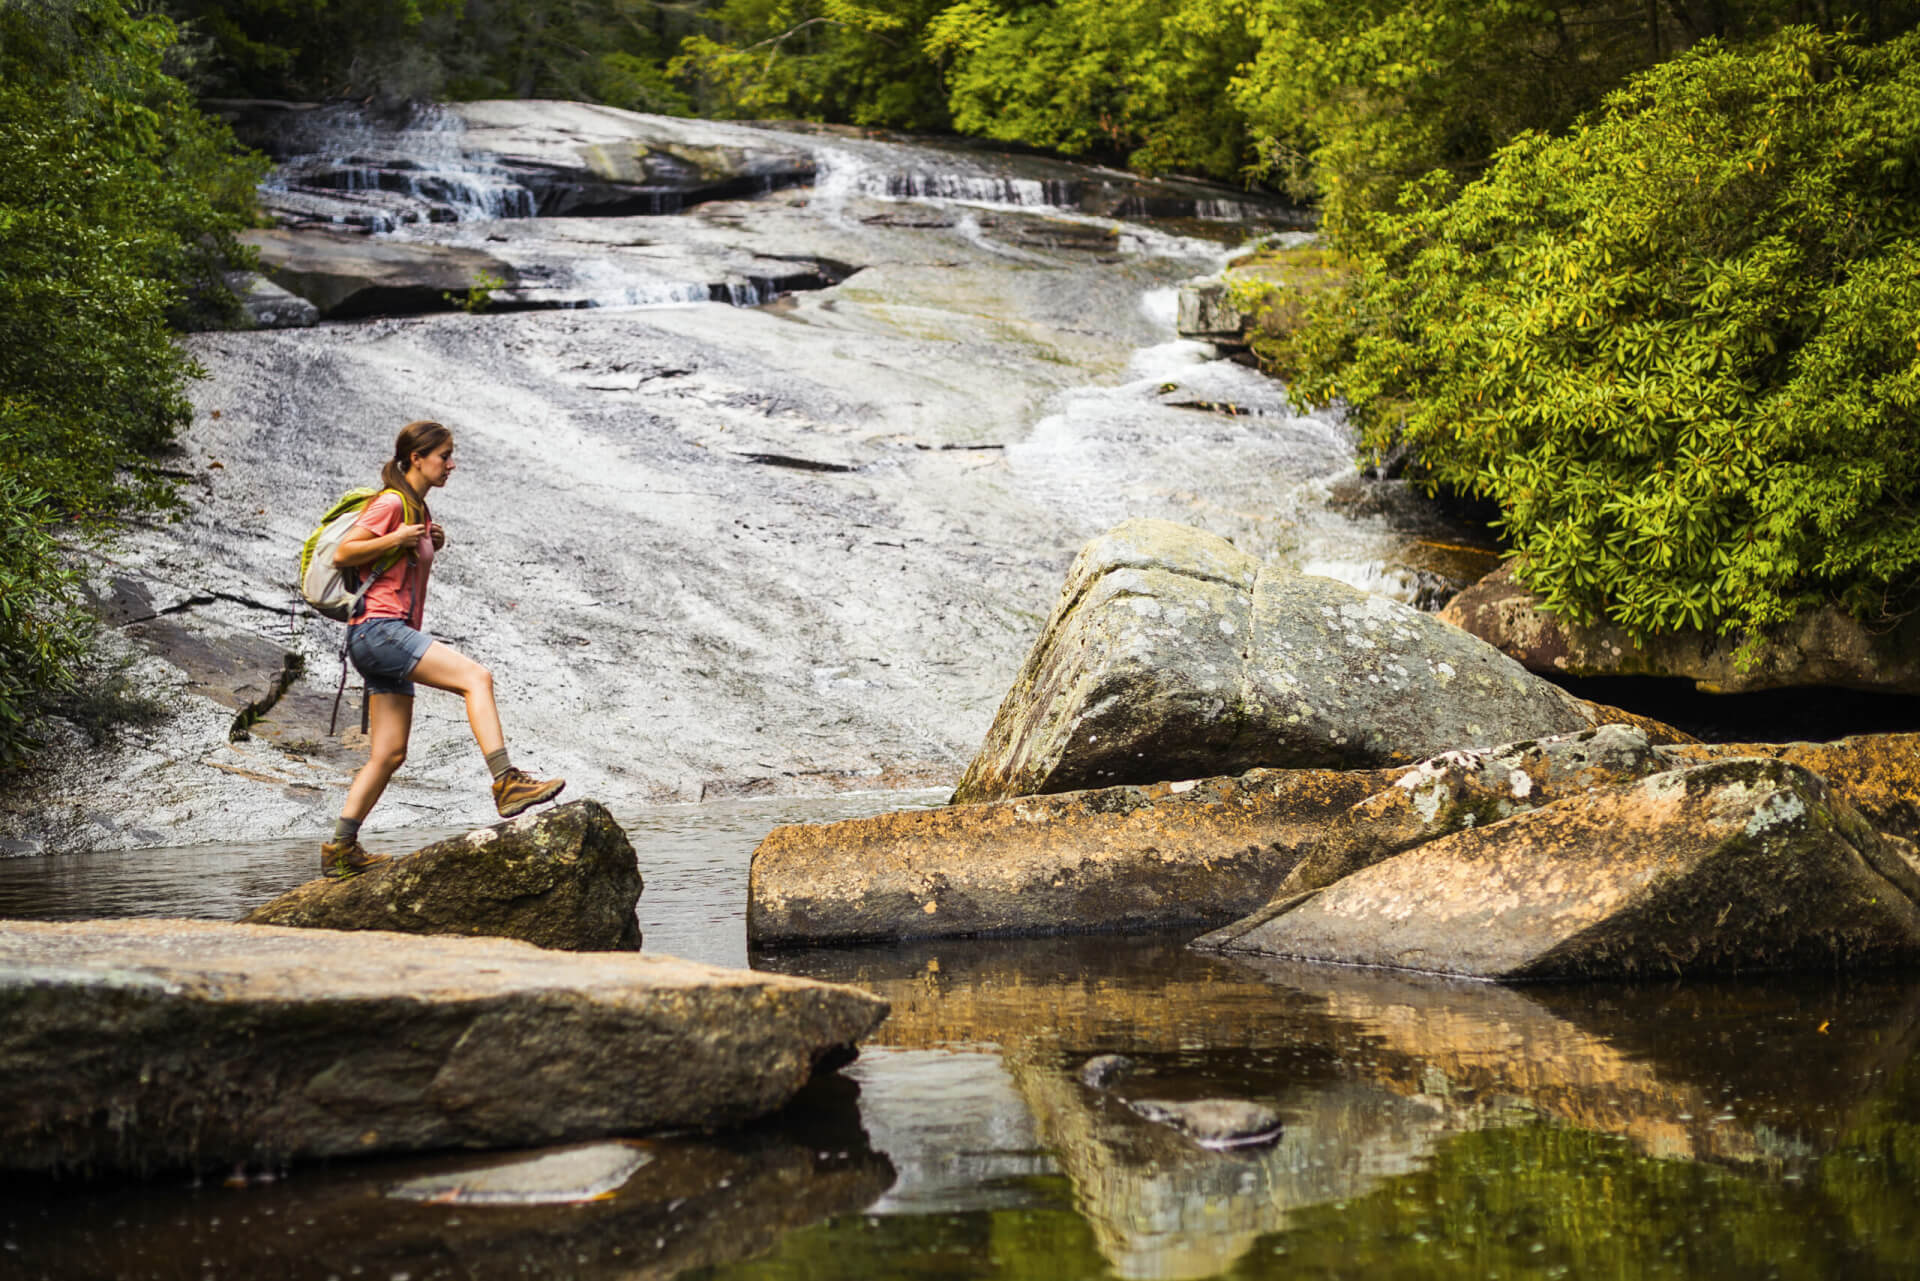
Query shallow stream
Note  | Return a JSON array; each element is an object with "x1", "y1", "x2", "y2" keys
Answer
[{"x1": 7, "y1": 798, "x2": 1920, "y2": 1280}]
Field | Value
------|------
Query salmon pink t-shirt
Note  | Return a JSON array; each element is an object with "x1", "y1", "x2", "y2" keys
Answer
[{"x1": 350, "y1": 491, "x2": 433, "y2": 628}]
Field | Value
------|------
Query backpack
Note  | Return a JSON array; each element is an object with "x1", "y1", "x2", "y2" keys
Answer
[
  {"x1": 298, "y1": 487, "x2": 419, "y2": 623},
  {"x1": 297, "y1": 486, "x2": 421, "y2": 735}
]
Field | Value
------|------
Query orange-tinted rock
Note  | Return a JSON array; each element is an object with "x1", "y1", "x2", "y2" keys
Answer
[
  {"x1": 0, "y1": 919, "x2": 887, "y2": 1176},
  {"x1": 1212, "y1": 758, "x2": 1920, "y2": 980},
  {"x1": 1667, "y1": 733, "x2": 1920, "y2": 843},
  {"x1": 1196, "y1": 724, "x2": 1673, "y2": 950},
  {"x1": 747, "y1": 768, "x2": 1395, "y2": 948}
]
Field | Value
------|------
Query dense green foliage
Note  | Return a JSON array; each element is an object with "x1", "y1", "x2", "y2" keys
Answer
[
  {"x1": 673, "y1": 0, "x2": 948, "y2": 127},
  {"x1": 169, "y1": 0, "x2": 699, "y2": 112},
  {"x1": 1269, "y1": 27, "x2": 1920, "y2": 638},
  {"x1": 923, "y1": 0, "x2": 1258, "y2": 175},
  {"x1": 1227, "y1": 1, "x2": 1920, "y2": 230},
  {"x1": 0, "y1": 0, "x2": 262, "y2": 766}
]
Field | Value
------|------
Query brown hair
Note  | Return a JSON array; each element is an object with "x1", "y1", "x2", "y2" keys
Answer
[{"x1": 381, "y1": 419, "x2": 451, "y2": 519}]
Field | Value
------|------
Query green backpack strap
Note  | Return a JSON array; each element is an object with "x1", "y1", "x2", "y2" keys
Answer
[{"x1": 365, "y1": 487, "x2": 422, "y2": 579}]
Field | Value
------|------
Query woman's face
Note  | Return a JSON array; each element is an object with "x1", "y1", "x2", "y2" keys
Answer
[{"x1": 411, "y1": 439, "x2": 455, "y2": 488}]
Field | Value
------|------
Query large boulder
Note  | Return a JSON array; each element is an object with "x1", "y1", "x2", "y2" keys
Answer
[
  {"x1": 951, "y1": 519, "x2": 1685, "y2": 804},
  {"x1": 240, "y1": 227, "x2": 517, "y2": 318},
  {"x1": 243, "y1": 800, "x2": 642, "y2": 952},
  {"x1": 0, "y1": 918, "x2": 887, "y2": 1176},
  {"x1": 747, "y1": 767, "x2": 1396, "y2": 948},
  {"x1": 1206, "y1": 758, "x2": 1920, "y2": 980},
  {"x1": 1440, "y1": 561, "x2": 1920, "y2": 694}
]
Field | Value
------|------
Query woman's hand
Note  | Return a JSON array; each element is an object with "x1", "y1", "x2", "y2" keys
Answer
[
  {"x1": 430, "y1": 522, "x2": 446, "y2": 550},
  {"x1": 334, "y1": 522, "x2": 426, "y2": 567}
]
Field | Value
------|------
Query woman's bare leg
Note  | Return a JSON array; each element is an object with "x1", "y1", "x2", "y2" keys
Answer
[
  {"x1": 340, "y1": 693, "x2": 414, "y2": 822},
  {"x1": 408, "y1": 641, "x2": 505, "y2": 756}
]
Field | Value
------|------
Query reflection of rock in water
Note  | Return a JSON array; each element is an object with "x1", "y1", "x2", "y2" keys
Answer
[
  {"x1": 764, "y1": 935, "x2": 1920, "y2": 1280},
  {"x1": 1225, "y1": 958, "x2": 1920, "y2": 1172},
  {"x1": 1016, "y1": 1062, "x2": 1448, "y2": 1281},
  {"x1": 7, "y1": 1075, "x2": 892, "y2": 1281}
]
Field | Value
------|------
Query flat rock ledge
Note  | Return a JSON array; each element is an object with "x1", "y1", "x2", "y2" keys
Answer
[
  {"x1": 748, "y1": 768, "x2": 1397, "y2": 948},
  {"x1": 951, "y1": 519, "x2": 1687, "y2": 805},
  {"x1": 0, "y1": 919, "x2": 888, "y2": 1177},
  {"x1": 243, "y1": 799, "x2": 642, "y2": 952}
]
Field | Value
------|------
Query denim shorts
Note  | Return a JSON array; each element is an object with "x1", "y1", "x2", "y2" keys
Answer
[{"x1": 347, "y1": 618, "x2": 433, "y2": 697}]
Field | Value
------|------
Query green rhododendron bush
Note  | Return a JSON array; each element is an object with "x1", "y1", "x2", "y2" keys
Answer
[
  {"x1": 1269, "y1": 27, "x2": 1920, "y2": 639},
  {"x1": 0, "y1": 0, "x2": 260, "y2": 767}
]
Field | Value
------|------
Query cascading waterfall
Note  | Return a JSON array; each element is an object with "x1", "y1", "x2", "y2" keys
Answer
[
  {"x1": 810, "y1": 145, "x2": 1082, "y2": 219},
  {"x1": 260, "y1": 103, "x2": 536, "y2": 231}
]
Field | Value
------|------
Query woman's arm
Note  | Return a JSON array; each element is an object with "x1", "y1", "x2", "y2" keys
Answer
[{"x1": 334, "y1": 521, "x2": 427, "y2": 568}]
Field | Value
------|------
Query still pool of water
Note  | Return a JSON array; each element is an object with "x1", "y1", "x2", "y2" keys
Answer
[{"x1": 6, "y1": 795, "x2": 1920, "y2": 1280}]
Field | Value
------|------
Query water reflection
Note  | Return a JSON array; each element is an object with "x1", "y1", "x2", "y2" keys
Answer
[
  {"x1": 5, "y1": 1075, "x2": 892, "y2": 1281},
  {"x1": 751, "y1": 936, "x2": 1920, "y2": 1280},
  {"x1": 7, "y1": 802, "x2": 1920, "y2": 1278}
]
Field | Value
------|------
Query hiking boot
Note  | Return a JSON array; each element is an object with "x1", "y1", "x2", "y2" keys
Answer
[
  {"x1": 493, "y1": 768, "x2": 565, "y2": 818},
  {"x1": 320, "y1": 839, "x2": 390, "y2": 880}
]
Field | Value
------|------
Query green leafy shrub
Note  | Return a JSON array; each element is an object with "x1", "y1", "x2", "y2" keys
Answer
[
  {"x1": 0, "y1": 0, "x2": 262, "y2": 767},
  {"x1": 0, "y1": 480, "x2": 87, "y2": 770},
  {"x1": 1269, "y1": 27, "x2": 1920, "y2": 639}
]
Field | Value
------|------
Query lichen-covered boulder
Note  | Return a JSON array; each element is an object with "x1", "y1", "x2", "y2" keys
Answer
[
  {"x1": 1209, "y1": 758, "x2": 1920, "y2": 980},
  {"x1": 1196, "y1": 724, "x2": 1671, "y2": 949},
  {"x1": 243, "y1": 800, "x2": 641, "y2": 952},
  {"x1": 952, "y1": 519, "x2": 1683, "y2": 804},
  {"x1": 0, "y1": 918, "x2": 888, "y2": 1176},
  {"x1": 1666, "y1": 733, "x2": 1920, "y2": 845}
]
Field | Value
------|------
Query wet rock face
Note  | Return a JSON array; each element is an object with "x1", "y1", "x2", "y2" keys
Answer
[
  {"x1": 1213, "y1": 758, "x2": 1920, "y2": 980},
  {"x1": 452, "y1": 100, "x2": 818, "y2": 216},
  {"x1": 219, "y1": 270, "x2": 319, "y2": 330},
  {"x1": 0, "y1": 918, "x2": 888, "y2": 1176},
  {"x1": 1441, "y1": 561, "x2": 1920, "y2": 695},
  {"x1": 1079, "y1": 1053, "x2": 1137, "y2": 1089},
  {"x1": 243, "y1": 800, "x2": 642, "y2": 952},
  {"x1": 952, "y1": 519, "x2": 1670, "y2": 804},
  {"x1": 747, "y1": 766, "x2": 1393, "y2": 948}
]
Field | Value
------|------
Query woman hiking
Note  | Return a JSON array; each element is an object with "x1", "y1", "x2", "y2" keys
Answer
[{"x1": 319, "y1": 419, "x2": 564, "y2": 879}]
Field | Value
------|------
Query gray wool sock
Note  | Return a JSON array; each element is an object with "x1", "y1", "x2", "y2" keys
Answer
[
  {"x1": 485, "y1": 748, "x2": 513, "y2": 780},
  {"x1": 332, "y1": 815, "x2": 362, "y2": 843}
]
